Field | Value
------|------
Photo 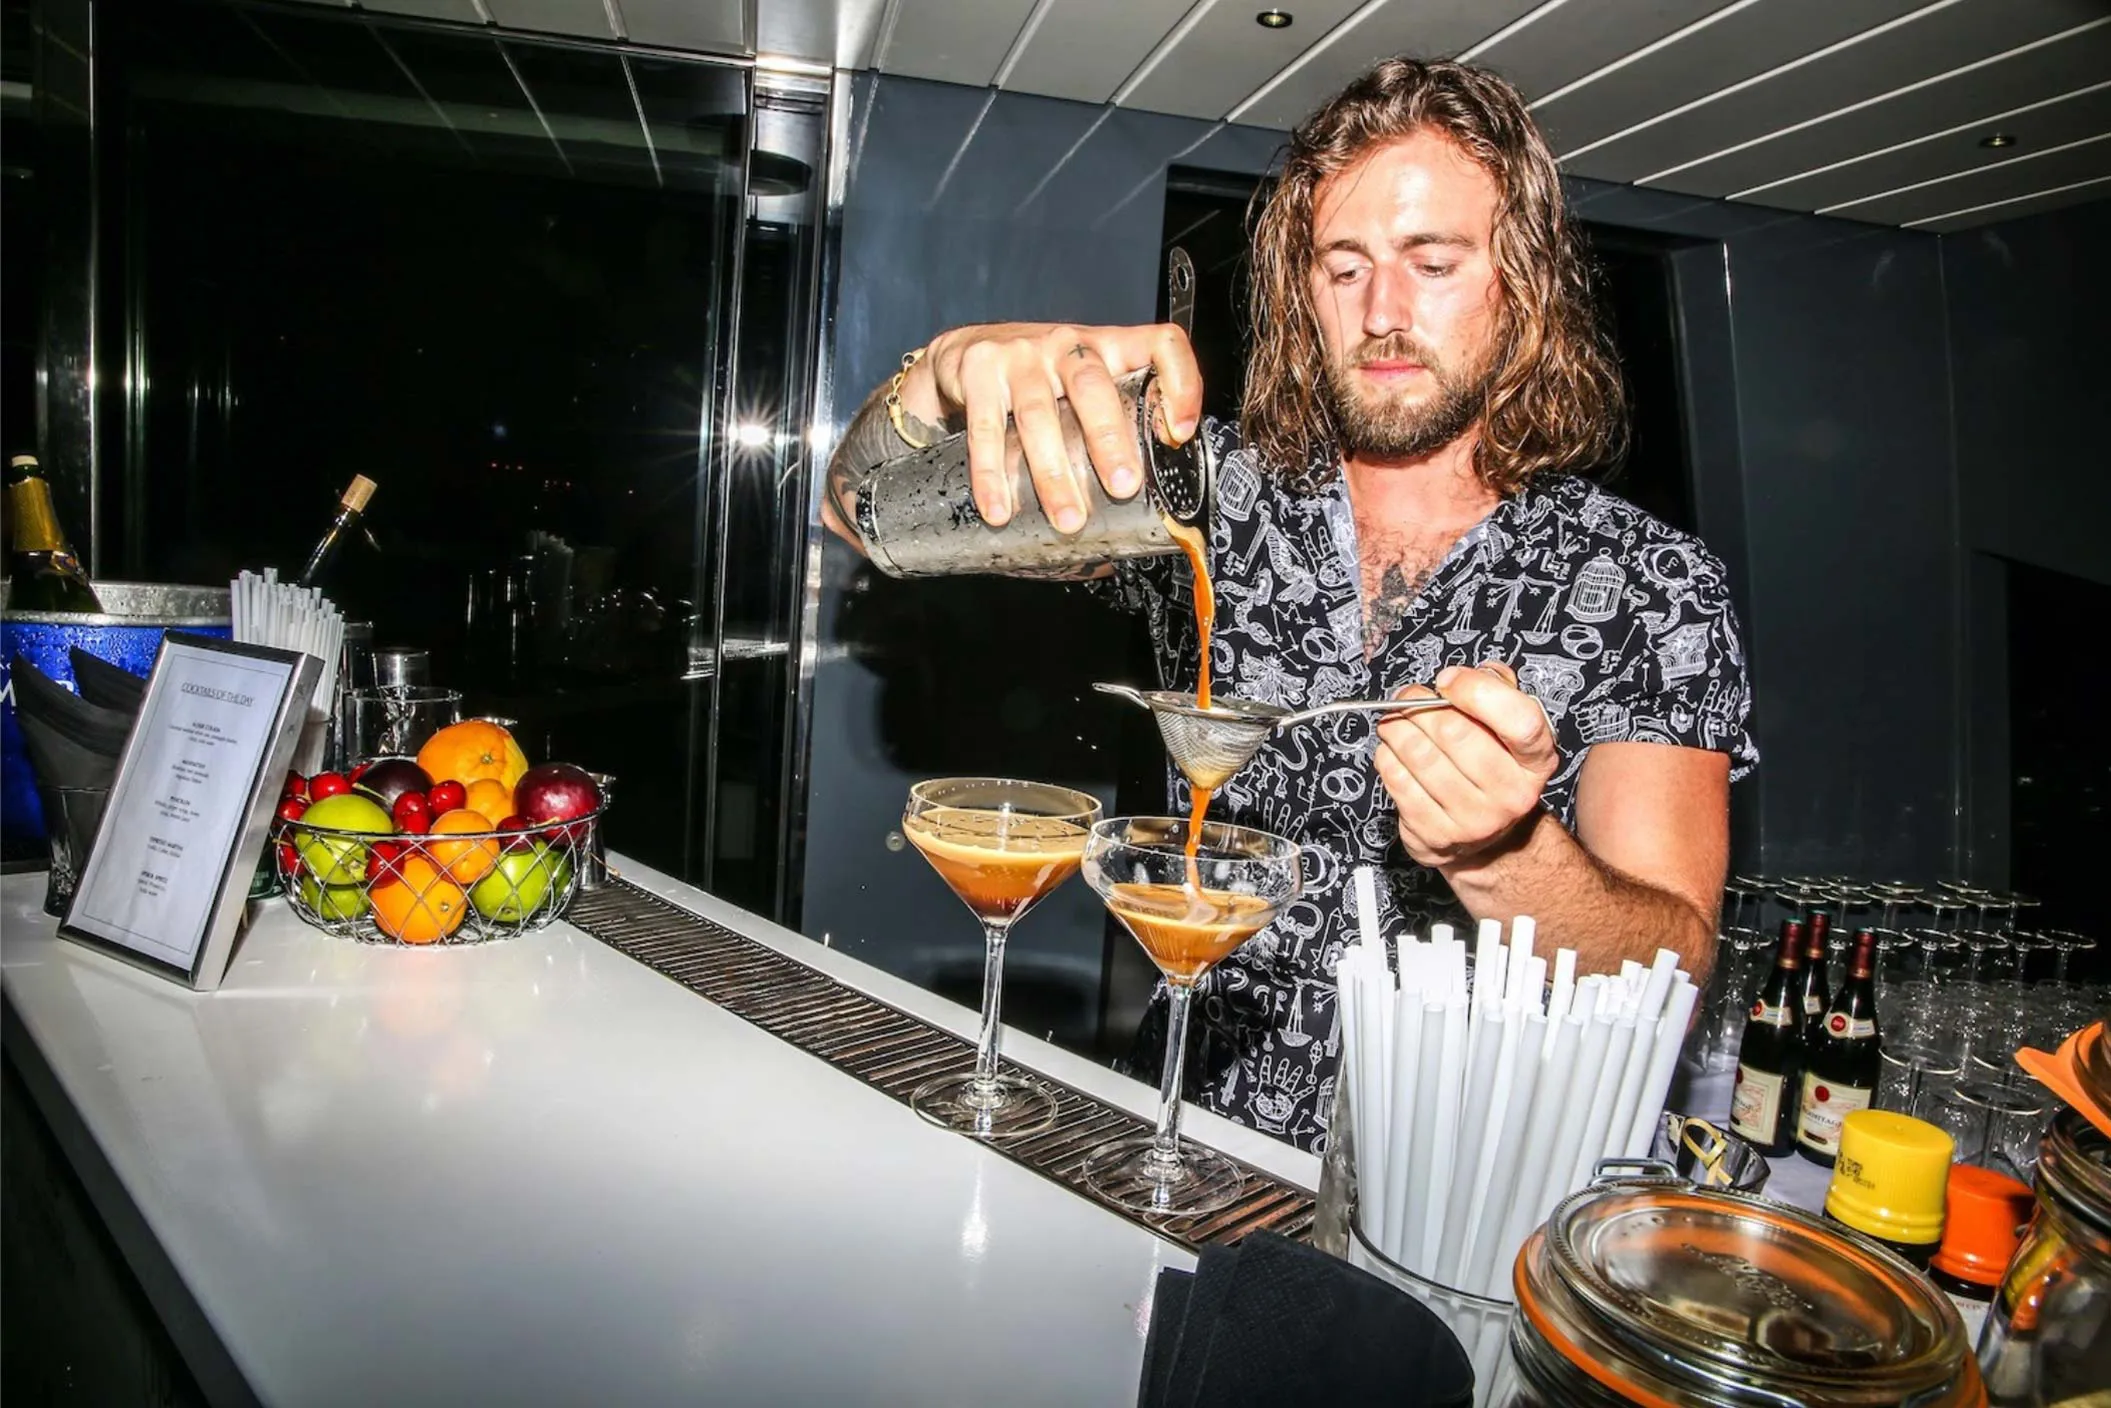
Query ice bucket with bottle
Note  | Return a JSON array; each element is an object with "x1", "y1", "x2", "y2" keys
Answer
[{"x1": 1, "y1": 581, "x2": 232, "y2": 845}]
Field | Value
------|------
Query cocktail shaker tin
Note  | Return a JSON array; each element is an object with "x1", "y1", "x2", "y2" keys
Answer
[{"x1": 854, "y1": 371, "x2": 1213, "y2": 579}]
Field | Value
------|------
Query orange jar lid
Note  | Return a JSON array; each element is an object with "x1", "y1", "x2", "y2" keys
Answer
[{"x1": 1931, "y1": 1163, "x2": 2035, "y2": 1285}]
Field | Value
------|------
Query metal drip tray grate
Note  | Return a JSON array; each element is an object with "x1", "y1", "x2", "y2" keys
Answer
[{"x1": 566, "y1": 882, "x2": 1314, "y2": 1251}]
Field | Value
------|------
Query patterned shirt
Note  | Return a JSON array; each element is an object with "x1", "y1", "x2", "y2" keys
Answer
[{"x1": 1104, "y1": 420, "x2": 1758, "y2": 1152}]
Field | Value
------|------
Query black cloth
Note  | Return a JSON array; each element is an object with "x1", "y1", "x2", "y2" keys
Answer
[
  {"x1": 1138, "y1": 1233, "x2": 1475, "y2": 1408},
  {"x1": 1102, "y1": 421, "x2": 1759, "y2": 1152},
  {"x1": 68, "y1": 646, "x2": 147, "y2": 714}
]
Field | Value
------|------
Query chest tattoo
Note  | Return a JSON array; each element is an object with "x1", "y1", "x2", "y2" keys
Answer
[{"x1": 1363, "y1": 561, "x2": 1426, "y2": 656}]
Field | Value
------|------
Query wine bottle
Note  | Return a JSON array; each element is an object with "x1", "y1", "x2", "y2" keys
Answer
[
  {"x1": 1798, "y1": 911, "x2": 1832, "y2": 1047},
  {"x1": 5, "y1": 455, "x2": 103, "y2": 613},
  {"x1": 1730, "y1": 919, "x2": 1806, "y2": 1156},
  {"x1": 1796, "y1": 929, "x2": 1882, "y2": 1167},
  {"x1": 296, "y1": 474, "x2": 378, "y2": 589}
]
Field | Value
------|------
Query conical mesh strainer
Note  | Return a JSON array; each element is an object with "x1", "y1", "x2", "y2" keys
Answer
[{"x1": 1093, "y1": 682, "x2": 1453, "y2": 790}]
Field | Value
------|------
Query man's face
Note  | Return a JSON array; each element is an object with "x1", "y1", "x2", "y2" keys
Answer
[{"x1": 1308, "y1": 130, "x2": 1504, "y2": 461}]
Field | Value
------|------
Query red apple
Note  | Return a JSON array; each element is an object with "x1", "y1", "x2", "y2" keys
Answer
[
  {"x1": 514, "y1": 764, "x2": 601, "y2": 844},
  {"x1": 354, "y1": 757, "x2": 434, "y2": 812},
  {"x1": 310, "y1": 772, "x2": 351, "y2": 801}
]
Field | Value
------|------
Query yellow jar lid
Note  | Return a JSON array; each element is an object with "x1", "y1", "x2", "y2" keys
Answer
[{"x1": 1826, "y1": 1110, "x2": 1955, "y2": 1245}]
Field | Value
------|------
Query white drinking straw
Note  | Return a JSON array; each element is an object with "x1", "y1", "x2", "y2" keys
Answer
[
  {"x1": 1624, "y1": 979, "x2": 1701, "y2": 1157},
  {"x1": 1637, "y1": 946, "x2": 1681, "y2": 1022},
  {"x1": 1381, "y1": 989, "x2": 1426, "y2": 1259},
  {"x1": 1398, "y1": 1001, "x2": 1447, "y2": 1271},
  {"x1": 1496, "y1": 1012, "x2": 1582, "y2": 1278},
  {"x1": 1532, "y1": 1010, "x2": 1614, "y2": 1229},
  {"x1": 1422, "y1": 996, "x2": 1468, "y2": 1273},
  {"x1": 1599, "y1": 1012, "x2": 1657, "y2": 1185},
  {"x1": 1438, "y1": 1000, "x2": 1506, "y2": 1283},
  {"x1": 1464, "y1": 1010, "x2": 1545, "y2": 1298}
]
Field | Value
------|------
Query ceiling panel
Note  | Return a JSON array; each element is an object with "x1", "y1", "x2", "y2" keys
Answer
[
  {"x1": 618, "y1": 0, "x2": 750, "y2": 55},
  {"x1": 879, "y1": 0, "x2": 1038, "y2": 86},
  {"x1": 481, "y1": 1, "x2": 617, "y2": 40},
  {"x1": 1725, "y1": 83, "x2": 2111, "y2": 212},
  {"x1": 1467, "y1": 0, "x2": 1727, "y2": 102},
  {"x1": 1830, "y1": 130, "x2": 2111, "y2": 224},
  {"x1": 1530, "y1": 0, "x2": 1931, "y2": 159},
  {"x1": 1117, "y1": 0, "x2": 1367, "y2": 122},
  {"x1": 1569, "y1": 0, "x2": 2107, "y2": 184},
  {"x1": 757, "y1": 0, "x2": 890, "y2": 68},
  {"x1": 1231, "y1": 0, "x2": 1542, "y2": 130},
  {"x1": 360, "y1": 0, "x2": 488, "y2": 23},
  {"x1": 1653, "y1": 21, "x2": 2111, "y2": 198},
  {"x1": 1915, "y1": 179, "x2": 2111, "y2": 231},
  {"x1": 999, "y1": 0, "x2": 1193, "y2": 105}
]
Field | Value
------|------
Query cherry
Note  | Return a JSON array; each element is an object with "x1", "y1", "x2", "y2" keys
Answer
[
  {"x1": 276, "y1": 840, "x2": 300, "y2": 875},
  {"x1": 310, "y1": 772, "x2": 351, "y2": 801},
  {"x1": 349, "y1": 761, "x2": 371, "y2": 785},
  {"x1": 495, "y1": 814, "x2": 535, "y2": 853},
  {"x1": 366, "y1": 839, "x2": 406, "y2": 886},
  {"x1": 427, "y1": 779, "x2": 467, "y2": 815},
  {"x1": 283, "y1": 770, "x2": 309, "y2": 800},
  {"x1": 394, "y1": 809, "x2": 431, "y2": 836},
  {"x1": 276, "y1": 796, "x2": 309, "y2": 824}
]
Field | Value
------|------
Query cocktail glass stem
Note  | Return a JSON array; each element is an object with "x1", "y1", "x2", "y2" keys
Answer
[
  {"x1": 967, "y1": 923, "x2": 1010, "y2": 1106},
  {"x1": 1147, "y1": 982, "x2": 1197, "y2": 1176}
]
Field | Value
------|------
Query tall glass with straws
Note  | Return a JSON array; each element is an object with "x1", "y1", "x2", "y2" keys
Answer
[
  {"x1": 1082, "y1": 816, "x2": 1301, "y2": 1214},
  {"x1": 903, "y1": 778, "x2": 1102, "y2": 1137}
]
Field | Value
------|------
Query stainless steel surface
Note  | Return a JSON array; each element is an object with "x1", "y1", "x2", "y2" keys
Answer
[
  {"x1": 1093, "y1": 681, "x2": 1453, "y2": 791},
  {"x1": 853, "y1": 370, "x2": 1213, "y2": 578},
  {"x1": 0, "y1": 581, "x2": 231, "y2": 626}
]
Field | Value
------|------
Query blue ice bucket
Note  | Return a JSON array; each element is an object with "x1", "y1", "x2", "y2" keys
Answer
[{"x1": 2, "y1": 581, "x2": 232, "y2": 845}]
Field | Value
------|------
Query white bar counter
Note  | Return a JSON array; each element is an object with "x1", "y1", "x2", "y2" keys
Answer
[{"x1": 0, "y1": 860, "x2": 1316, "y2": 1407}]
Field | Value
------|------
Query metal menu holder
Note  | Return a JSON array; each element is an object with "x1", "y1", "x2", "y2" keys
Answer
[{"x1": 60, "y1": 632, "x2": 321, "y2": 991}]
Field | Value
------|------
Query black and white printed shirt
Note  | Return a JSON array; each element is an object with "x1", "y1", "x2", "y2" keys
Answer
[{"x1": 1104, "y1": 420, "x2": 1758, "y2": 1152}]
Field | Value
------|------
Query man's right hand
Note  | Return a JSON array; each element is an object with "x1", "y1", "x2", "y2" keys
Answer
[{"x1": 904, "y1": 322, "x2": 1204, "y2": 534}]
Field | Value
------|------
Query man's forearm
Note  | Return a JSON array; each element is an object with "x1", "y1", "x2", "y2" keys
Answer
[{"x1": 1440, "y1": 811, "x2": 1716, "y2": 982}]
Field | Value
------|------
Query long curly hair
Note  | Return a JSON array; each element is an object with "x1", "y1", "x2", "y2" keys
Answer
[{"x1": 1242, "y1": 58, "x2": 1627, "y2": 494}]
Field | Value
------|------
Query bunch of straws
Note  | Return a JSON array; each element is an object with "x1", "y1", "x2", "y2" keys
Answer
[
  {"x1": 231, "y1": 569, "x2": 346, "y2": 768},
  {"x1": 1336, "y1": 868, "x2": 1699, "y2": 1302}
]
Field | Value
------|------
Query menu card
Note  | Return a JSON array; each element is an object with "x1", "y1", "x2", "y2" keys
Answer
[{"x1": 61, "y1": 633, "x2": 320, "y2": 990}]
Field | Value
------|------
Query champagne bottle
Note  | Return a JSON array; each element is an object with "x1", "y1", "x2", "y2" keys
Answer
[
  {"x1": 1797, "y1": 910, "x2": 1832, "y2": 1047},
  {"x1": 1796, "y1": 929, "x2": 1882, "y2": 1167},
  {"x1": 5, "y1": 455, "x2": 103, "y2": 613},
  {"x1": 1730, "y1": 919, "x2": 1806, "y2": 1156},
  {"x1": 296, "y1": 475, "x2": 378, "y2": 589}
]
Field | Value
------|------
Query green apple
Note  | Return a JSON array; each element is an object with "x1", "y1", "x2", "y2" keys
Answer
[
  {"x1": 469, "y1": 842, "x2": 572, "y2": 923},
  {"x1": 298, "y1": 874, "x2": 370, "y2": 921},
  {"x1": 293, "y1": 793, "x2": 394, "y2": 885}
]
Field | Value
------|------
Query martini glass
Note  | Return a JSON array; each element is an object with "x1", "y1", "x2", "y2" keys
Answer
[
  {"x1": 1080, "y1": 815, "x2": 1301, "y2": 1215},
  {"x1": 903, "y1": 777, "x2": 1102, "y2": 1138}
]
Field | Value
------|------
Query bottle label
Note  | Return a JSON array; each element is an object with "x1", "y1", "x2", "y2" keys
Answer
[
  {"x1": 1803, "y1": 991, "x2": 1825, "y2": 1016},
  {"x1": 1824, "y1": 1012, "x2": 1877, "y2": 1040},
  {"x1": 1730, "y1": 1066, "x2": 1785, "y2": 1141},
  {"x1": 1748, "y1": 999, "x2": 1793, "y2": 1028},
  {"x1": 6, "y1": 479, "x2": 66, "y2": 553},
  {"x1": 1797, "y1": 1073, "x2": 1873, "y2": 1154}
]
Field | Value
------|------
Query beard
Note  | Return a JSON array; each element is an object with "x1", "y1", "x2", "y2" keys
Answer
[{"x1": 1323, "y1": 331, "x2": 1500, "y2": 460}]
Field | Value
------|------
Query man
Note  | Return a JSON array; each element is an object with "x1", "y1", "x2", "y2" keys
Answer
[{"x1": 826, "y1": 58, "x2": 1755, "y2": 1150}]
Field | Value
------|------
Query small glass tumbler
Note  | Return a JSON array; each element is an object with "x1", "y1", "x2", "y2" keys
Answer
[
  {"x1": 347, "y1": 685, "x2": 463, "y2": 761},
  {"x1": 42, "y1": 786, "x2": 111, "y2": 918}
]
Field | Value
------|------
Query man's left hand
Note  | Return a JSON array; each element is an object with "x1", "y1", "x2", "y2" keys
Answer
[{"x1": 1374, "y1": 661, "x2": 1559, "y2": 869}]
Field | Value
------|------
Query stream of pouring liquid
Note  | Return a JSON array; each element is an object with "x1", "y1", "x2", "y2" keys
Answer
[{"x1": 1166, "y1": 517, "x2": 1215, "y2": 881}]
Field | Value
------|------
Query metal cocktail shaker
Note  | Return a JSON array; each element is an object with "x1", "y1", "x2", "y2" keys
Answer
[{"x1": 853, "y1": 371, "x2": 1214, "y2": 579}]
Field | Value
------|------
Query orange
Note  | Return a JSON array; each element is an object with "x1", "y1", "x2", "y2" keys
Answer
[
  {"x1": 369, "y1": 855, "x2": 468, "y2": 944},
  {"x1": 463, "y1": 778, "x2": 514, "y2": 822},
  {"x1": 416, "y1": 720, "x2": 529, "y2": 794},
  {"x1": 426, "y1": 809, "x2": 500, "y2": 884}
]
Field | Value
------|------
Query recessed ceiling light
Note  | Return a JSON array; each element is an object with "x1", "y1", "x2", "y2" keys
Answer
[
  {"x1": 1979, "y1": 132, "x2": 2017, "y2": 149},
  {"x1": 1256, "y1": 9, "x2": 1294, "y2": 28}
]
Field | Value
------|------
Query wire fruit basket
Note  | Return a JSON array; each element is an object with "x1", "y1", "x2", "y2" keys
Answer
[{"x1": 275, "y1": 805, "x2": 607, "y2": 945}]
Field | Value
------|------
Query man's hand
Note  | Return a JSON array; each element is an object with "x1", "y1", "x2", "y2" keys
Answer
[
  {"x1": 913, "y1": 322, "x2": 1203, "y2": 534},
  {"x1": 1373, "y1": 660, "x2": 1558, "y2": 869}
]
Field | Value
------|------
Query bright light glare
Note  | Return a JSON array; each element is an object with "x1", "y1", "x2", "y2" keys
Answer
[{"x1": 733, "y1": 422, "x2": 772, "y2": 448}]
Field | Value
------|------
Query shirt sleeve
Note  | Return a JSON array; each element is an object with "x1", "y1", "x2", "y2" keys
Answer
[{"x1": 1620, "y1": 540, "x2": 1760, "y2": 780}]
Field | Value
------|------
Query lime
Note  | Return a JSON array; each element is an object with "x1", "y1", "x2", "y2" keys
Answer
[
  {"x1": 293, "y1": 793, "x2": 394, "y2": 885},
  {"x1": 469, "y1": 842, "x2": 572, "y2": 923},
  {"x1": 298, "y1": 874, "x2": 371, "y2": 921}
]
